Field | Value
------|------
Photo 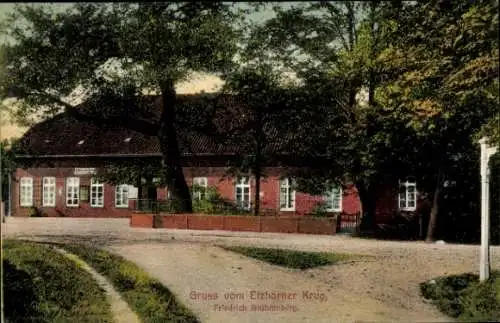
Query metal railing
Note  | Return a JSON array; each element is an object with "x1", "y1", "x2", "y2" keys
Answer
[
  {"x1": 132, "y1": 198, "x2": 347, "y2": 219},
  {"x1": 133, "y1": 198, "x2": 255, "y2": 215}
]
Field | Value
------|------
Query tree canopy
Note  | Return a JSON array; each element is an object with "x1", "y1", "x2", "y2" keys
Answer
[
  {"x1": 0, "y1": 3, "x2": 247, "y2": 211},
  {"x1": 248, "y1": 0, "x2": 499, "y2": 239}
]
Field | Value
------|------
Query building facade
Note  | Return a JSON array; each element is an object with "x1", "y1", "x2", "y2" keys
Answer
[
  {"x1": 12, "y1": 165, "x2": 361, "y2": 218},
  {"x1": 10, "y1": 93, "x2": 424, "y2": 225}
]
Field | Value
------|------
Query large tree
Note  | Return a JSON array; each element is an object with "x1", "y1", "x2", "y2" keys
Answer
[
  {"x1": 220, "y1": 63, "x2": 283, "y2": 215},
  {"x1": 236, "y1": 0, "x2": 499, "y2": 242},
  {"x1": 0, "y1": 3, "x2": 247, "y2": 212},
  {"x1": 376, "y1": 0, "x2": 499, "y2": 241},
  {"x1": 220, "y1": 61, "x2": 351, "y2": 215},
  {"x1": 243, "y1": 2, "x2": 405, "y2": 227}
]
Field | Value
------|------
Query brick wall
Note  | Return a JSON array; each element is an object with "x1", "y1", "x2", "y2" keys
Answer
[
  {"x1": 372, "y1": 181, "x2": 428, "y2": 224},
  {"x1": 13, "y1": 168, "x2": 133, "y2": 217},
  {"x1": 164, "y1": 170, "x2": 362, "y2": 217},
  {"x1": 12, "y1": 164, "x2": 427, "y2": 223}
]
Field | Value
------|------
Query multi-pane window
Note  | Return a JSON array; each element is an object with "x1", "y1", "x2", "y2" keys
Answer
[
  {"x1": 235, "y1": 176, "x2": 251, "y2": 210},
  {"x1": 20, "y1": 177, "x2": 33, "y2": 207},
  {"x1": 399, "y1": 180, "x2": 417, "y2": 211},
  {"x1": 66, "y1": 177, "x2": 80, "y2": 207},
  {"x1": 90, "y1": 178, "x2": 104, "y2": 207},
  {"x1": 42, "y1": 177, "x2": 56, "y2": 207},
  {"x1": 115, "y1": 184, "x2": 129, "y2": 208},
  {"x1": 192, "y1": 177, "x2": 208, "y2": 201},
  {"x1": 324, "y1": 186, "x2": 342, "y2": 212},
  {"x1": 279, "y1": 178, "x2": 296, "y2": 211}
]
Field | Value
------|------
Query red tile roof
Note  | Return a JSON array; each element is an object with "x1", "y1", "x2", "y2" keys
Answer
[{"x1": 15, "y1": 93, "x2": 291, "y2": 158}]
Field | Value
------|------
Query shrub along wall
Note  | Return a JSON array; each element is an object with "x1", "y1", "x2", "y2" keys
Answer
[{"x1": 130, "y1": 213, "x2": 337, "y2": 235}]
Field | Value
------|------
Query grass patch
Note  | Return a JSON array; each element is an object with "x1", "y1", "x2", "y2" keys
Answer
[
  {"x1": 62, "y1": 243, "x2": 199, "y2": 323},
  {"x1": 420, "y1": 271, "x2": 500, "y2": 322},
  {"x1": 221, "y1": 246, "x2": 353, "y2": 269},
  {"x1": 3, "y1": 240, "x2": 113, "y2": 323}
]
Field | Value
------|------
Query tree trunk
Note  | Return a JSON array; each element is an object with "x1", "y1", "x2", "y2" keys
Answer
[
  {"x1": 426, "y1": 170, "x2": 443, "y2": 242},
  {"x1": 158, "y1": 80, "x2": 193, "y2": 213},
  {"x1": 368, "y1": 1, "x2": 377, "y2": 109},
  {"x1": 346, "y1": 2, "x2": 355, "y2": 52},
  {"x1": 346, "y1": 1, "x2": 358, "y2": 118},
  {"x1": 253, "y1": 107, "x2": 264, "y2": 216},
  {"x1": 419, "y1": 214, "x2": 423, "y2": 240},
  {"x1": 357, "y1": 181, "x2": 377, "y2": 233},
  {"x1": 139, "y1": 177, "x2": 146, "y2": 199},
  {"x1": 254, "y1": 168, "x2": 261, "y2": 216},
  {"x1": 146, "y1": 177, "x2": 157, "y2": 201}
]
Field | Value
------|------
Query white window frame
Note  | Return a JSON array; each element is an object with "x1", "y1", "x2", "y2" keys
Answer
[
  {"x1": 42, "y1": 177, "x2": 56, "y2": 207},
  {"x1": 192, "y1": 177, "x2": 208, "y2": 201},
  {"x1": 90, "y1": 178, "x2": 104, "y2": 208},
  {"x1": 20, "y1": 177, "x2": 33, "y2": 207},
  {"x1": 399, "y1": 180, "x2": 417, "y2": 211},
  {"x1": 115, "y1": 184, "x2": 129, "y2": 208},
  {"x1": 66, "y1": 177, "x2": 80, "y2": 207},
  {"x1": 235, "y1": 176, "x2": 251, "y2": 211},
  {"x1": 279, "y1": 177, "x2": 296, "y2": 211},
  {"x1": 324, "y1": 185, "x2": 342, "y2": 212}
]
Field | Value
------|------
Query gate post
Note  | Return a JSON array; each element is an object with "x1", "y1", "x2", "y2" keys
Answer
[{"x1": 479, "y1": 137, "x2": 498, "y2": 282}]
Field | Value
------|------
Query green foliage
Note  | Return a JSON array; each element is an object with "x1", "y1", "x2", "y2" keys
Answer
[
  {"x1": 355, "y1": 0, "x2": 498, "y2": 237},
  {"x1": 421, "y1": 271, "x2": 500, "y2": 322},
  {"x1": 242, "y1": 1, "x2": 408, "y2": 203},
  {"x1": 377, "y1": 0, "x2": 498, "y2": 137},
  {"x1": 479, "y1": 114, "x2": 500, "y2": 147},
  {"x1": 222, "y1": 246, "x2": 352, "y2": 270},
  {"x1": 0, "y1": 3, "x2": 243, "y2": 113},
  {"x1": 1, "y1": 139, "x2": 16, "y2": 202},
  {"x1": 28, "y1": 206, "x2": 44, "y2": 217},
  {"x1": 192, "y1": 186, "x2": 252, "y2": 215},
  {"x1": 0, "y1": 3, "x2": 248, "y2": 211},
  {"x1": 310, "y1": 202, "x2": 331, "y2": 218},
  {"x1": 3, "y1": 260, "x2": 42, "y2": 322},
  {"x1": 137, "y1": 185, "x2": 252, "y2": 215},
  {"x1": 96, "y1": 160, "x2": 163, "y2": 187},
  {"x1": 3, "y1": 240, "x2": 113, "y2": 323},
  {"x1": 61, "y1": 243, "x2": 199, "y2": 323},
  {"x1": 248, "y1": 0, "x2": 498, "y2": 241}
]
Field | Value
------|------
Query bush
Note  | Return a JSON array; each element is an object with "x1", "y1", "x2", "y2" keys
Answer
[
  {"x1": 192, "y1": 186, "x2": 252, "y2": 216},
  {"x1": 222, "y1": 246, "x2": 352, "y2": 270},
  {"x1": 3, "y1": 240, "x2": 113, "y2": 323},
  {"x1": 421, "y1": 271, "x2": 500, "y2": 322},
  {"x1": 310, "y1": 202, "x2": 332, "y2": 218},
  {"x1": 61, "y1": 243, "x2": 199, "y2": 323},
  {"x1": 28, "y1": 207, "x2": 44, "y2": 217}
]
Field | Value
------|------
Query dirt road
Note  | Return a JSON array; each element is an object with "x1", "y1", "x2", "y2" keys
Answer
[
  {"x1": 6, "y1": 218, "x2": 499, "y2": 322},
  {"x1": 108, "y1": 242, "x2": 451, "y2": 323}
]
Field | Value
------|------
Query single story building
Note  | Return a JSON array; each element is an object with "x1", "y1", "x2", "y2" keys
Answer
[{"x1": 10, "y1": 93, "x2": 425, "y2": 229}]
